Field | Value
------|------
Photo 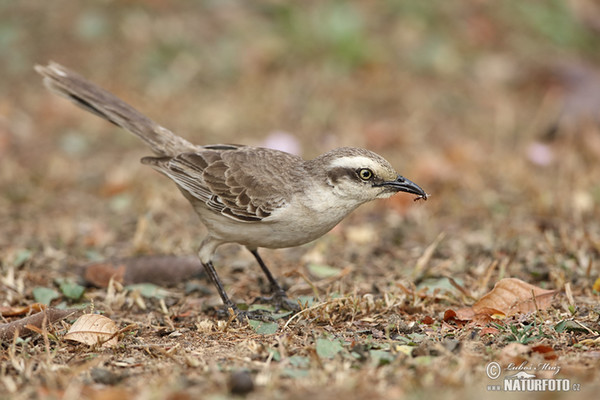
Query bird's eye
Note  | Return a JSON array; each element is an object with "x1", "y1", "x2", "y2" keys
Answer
[{"x1": 358, "y1": 168, "x2": 373, "y2": 181}]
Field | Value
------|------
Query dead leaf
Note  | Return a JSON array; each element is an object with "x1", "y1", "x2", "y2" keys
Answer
[
  {"x1": 64, "y1": 314, "x2": 119, "y2": 347},
  {"x1": 0, "y1": 308, "x2": 77, "y2": 341},
  {"x1": 593, "y1": 277, "x2": 600, "y2": 292},
  {"x1": 473, "y1": 278, "x2": 557, "y2": 316},
  {"x1": 444, "y1": 308, "x2": 473, "y2": 322},
  {"x1": 480, "y1": 327, "x2": 500, "y2": 335},
  {"x1": 84, "y1": 262, "x2": 127, "y2": 287},
  {"x1": 444, "y1": 278, "x2": 558, "y2": 324},
  {"x1": 531, "y1": 345, "x2": 558, "y2": 360},
  {"x1": 0, "y1": 303, "x2": 47, "y2": 317},
  {"x1": 578, "y1": 337, "x2": 600, "y2": 346}
]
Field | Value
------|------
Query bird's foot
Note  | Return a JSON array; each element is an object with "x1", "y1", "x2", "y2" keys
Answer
[
  {"x1": 216, "y1": 306, "x2": 275, "y2": 322},
  {"x1": 253, "y1": 290, "x2": 301, "y2": 313},
  {"x1": 238, "y1": 309, "x2": 277, "y2": 322}
]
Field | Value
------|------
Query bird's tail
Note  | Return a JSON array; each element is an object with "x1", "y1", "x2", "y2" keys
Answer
[{"x1": 35, "y1": 62, "x2": 198, "y2": 157}]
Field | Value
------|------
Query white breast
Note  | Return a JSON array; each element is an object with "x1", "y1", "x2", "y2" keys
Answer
[{"x1": 193, "y1": 181, "x2": 363, "y2": 249}]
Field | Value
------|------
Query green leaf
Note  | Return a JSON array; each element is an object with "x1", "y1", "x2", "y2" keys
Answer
[
  {"x1": 68, "y1": 302, "x2": 91, "y2": 310},
  {"x1": 395, "y1": 345, "x2": 414, "y2": 356},
  {"x1": 413, "y1": 355, "x2": 434, "y2": 366},
  {"x1": 267, "y1": 348, "x2": 281, "y2": 361},
  {"x1": 554, "y1": 320, "x2": 567, "y2": 333},
  {"x1": 126, "y1": 283, "x2": 169, "y2": 299},
  {"x1": 369, "y1": 349, "x2": 395, "y2": 366},
  {"x1": 13, "y1": 249, "x2": 32, "y2": 267},
  {"x1": 249, "y1": 305, "x2": 293, "y2": 320},
  {"x1": 33, "y1": 287, "x2": 60, "y2": 305},
  {"x1": 249, "y1": 304, "x2": 275, "y2": 312},
  {"x1": 554, "y1": 320, "x2": 590, "y2": 333},
  {"x1": 271, "y1": 311, "x2": 293, "y2": 320},
  {"x1": 307, "y1": 264, "x2": 340, "y2": 279},
  {"x1": 316, "y1": 338, "x2": 343, "y2": 359},
  {"x1": 406, "y1": 332, "x2": 427, "y2": 344},
  {"x1": 282, "y1": 368, "x2": 309, "y2": 378},
  {"x1": 56, "y1": 278, "x2": 85, "y2": 300},
  {"x1": 297, "y1": 296, "x2": 316, "y2": 307},
  {"x1": 248, "y1": 320, "x2": 279, "y2": 335},
  {"x1": 416, "y1": 277, "x2": 462, "y2": 295},
  {"x1": 85, "y1": 250, "x2": 104, "y2": 262},
  {"x1": 396, "y1": 333, "x2": 425, "y2": 346},
  {"x1": 288, "y1": 355, "x2": 310, "y2": 368}
]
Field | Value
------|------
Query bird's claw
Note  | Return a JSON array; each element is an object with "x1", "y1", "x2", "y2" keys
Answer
[
  {"x1": 215, "y1": 306, "x2": 275, "y2": 322},
  {"x1": 252, "y1": 290, "x2": 301, "y2": 313},
  {"x1": 235, "y1": 308, "x2": 275, "y2": 322}
]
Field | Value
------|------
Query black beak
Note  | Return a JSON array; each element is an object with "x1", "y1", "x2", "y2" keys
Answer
[{"x1": 377, "y1": 175, "x2": 428, "y2": 199}]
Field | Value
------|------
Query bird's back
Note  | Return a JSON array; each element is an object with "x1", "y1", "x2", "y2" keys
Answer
[{"x1": 142, "y1": 145, "x2": 307, "y2": 223}]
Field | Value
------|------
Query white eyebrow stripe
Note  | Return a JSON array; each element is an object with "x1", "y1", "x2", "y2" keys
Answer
[{"x1": 328, "y1": 156, "x2": 381, "y2": 169}]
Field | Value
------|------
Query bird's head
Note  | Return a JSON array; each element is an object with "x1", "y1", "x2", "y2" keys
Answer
[{"x1": 310, "y1": 147, "x2": 427, "y2": 204}]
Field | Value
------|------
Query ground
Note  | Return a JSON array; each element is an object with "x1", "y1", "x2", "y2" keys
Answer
[{"x1": 1, "y1": 2, "x2": 600, "y2": 399}]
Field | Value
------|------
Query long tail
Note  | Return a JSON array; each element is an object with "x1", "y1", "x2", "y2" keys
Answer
[{"x1": 35, "y1": 62, "x2": 198, "y2": 157}]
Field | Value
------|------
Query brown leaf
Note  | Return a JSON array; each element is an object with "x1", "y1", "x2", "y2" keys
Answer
[
  {"x1": 471, "y1": 313, "x2": 494, "y2": 326},
  {"x1": 444, "y1": 307, "x2": 474, "y2": 321},
  {"x1": 531, "y1": 345, "x2": 558, "y2": 360},
  {"x1": 64, "y1": 314, "x2": 119, "y2": 347},
  {"x1": 480, "y1": 327, "x2": 500, "y2": 335},
  {"x1": 593, "y1": 277, "x2": 600, "y2": 292},
  {"x1": 473, "y1": 307, "x2": 506, "y2": 317},
  {"x1": 0, "y1": 308, "x2": 78, "y2": 341},
  {"x1": 0, "y1": 303, "x2": 47, "y2": 317},
  {"x1": 443, "y1": 309, "x2": 458, "y2": 322},
  {"x1": 472, "y1": 278, "x2": 557, "y2": 316},
  {"x1": 84, "y1": 263, "x2": 127, "y2": 287},
  {"x1": 444, "y1": 278, "x2": 558, "y2": 324}
]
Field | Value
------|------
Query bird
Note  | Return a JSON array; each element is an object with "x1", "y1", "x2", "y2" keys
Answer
[{"x1": 36, "y1": 62, "x2": 428, "y2": 320}]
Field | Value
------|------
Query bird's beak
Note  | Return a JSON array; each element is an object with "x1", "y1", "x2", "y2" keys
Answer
[{"x1": 379, "y1": 175, "x2": 428, "y2": 199}]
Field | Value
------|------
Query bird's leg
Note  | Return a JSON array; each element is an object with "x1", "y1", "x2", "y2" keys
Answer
[
  {"x1": 249, "y1": 249, "x2": 300, "y2": 312},
  {"x1": 201, "y1": 260, "x2": 272, "y2": 322},
  {"x1": 201, "y1": 260, "x2": 237, "y2": 311}
]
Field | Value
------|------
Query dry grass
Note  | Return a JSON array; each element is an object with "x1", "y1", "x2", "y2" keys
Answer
[{"x1": 1, "y1": 2, "x2": 600, "y2": 399}]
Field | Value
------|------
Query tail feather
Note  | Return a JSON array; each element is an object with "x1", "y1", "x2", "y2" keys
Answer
[{"x1": 36, "y1": 62, "x2": 198, "y2": 157}]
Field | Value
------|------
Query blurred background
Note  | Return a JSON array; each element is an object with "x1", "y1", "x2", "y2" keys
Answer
[
  {"x1": 1, "y1": 3, "x2": 600, "y2": 397},
  {"x1": 1, "y1": 1, "x2": 599, "y2": 288}
]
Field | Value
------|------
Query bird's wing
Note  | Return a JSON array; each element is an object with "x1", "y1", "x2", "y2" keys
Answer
[{"x1": 142, "y1": 146, "x2": 303, "y2": 222}]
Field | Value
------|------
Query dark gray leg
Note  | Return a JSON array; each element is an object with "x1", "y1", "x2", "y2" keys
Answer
[
  {"x1": 249, "y1": 249, "x2": 300, "y2": 312},
  {"x1": 202, "y1": 260, "x2": 237, "y2": 310},
  {"x1": 202, "y1": 260, "x2": 272, "y2": 322}
]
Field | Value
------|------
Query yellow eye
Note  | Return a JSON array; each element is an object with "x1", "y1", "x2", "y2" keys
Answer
[{"x1": 358, "y1": 168, "x2": 373, "y2": 180}]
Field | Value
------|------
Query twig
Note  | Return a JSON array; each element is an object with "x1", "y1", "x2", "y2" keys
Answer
[
  {"x1": 412, "y1": 232, "x2": 445, "y2": 282},
  {"x1": 283, "y1": 297, "x2": 349, "y2": 330}
]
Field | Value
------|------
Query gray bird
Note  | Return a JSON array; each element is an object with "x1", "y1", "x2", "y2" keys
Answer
[{"x1": 36, "y1": 62, "x2": 427, "y2": 320}]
